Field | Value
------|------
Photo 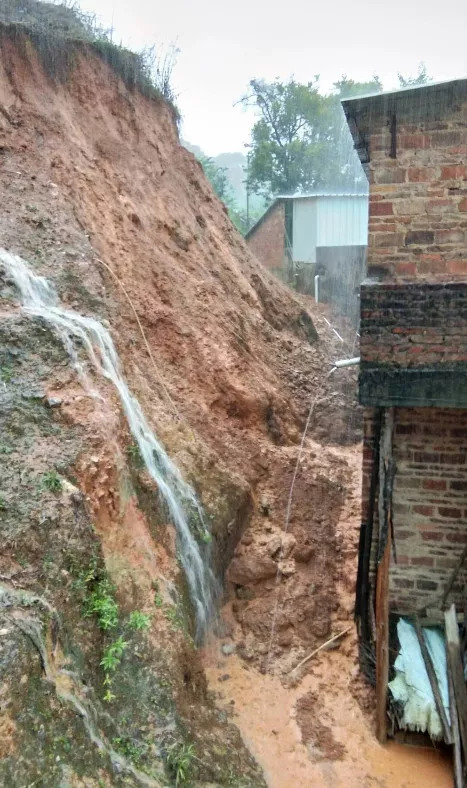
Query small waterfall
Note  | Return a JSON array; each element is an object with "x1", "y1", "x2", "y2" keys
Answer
[{"x1": 0, "y1": 249, "x2": 215, "y2": 638}]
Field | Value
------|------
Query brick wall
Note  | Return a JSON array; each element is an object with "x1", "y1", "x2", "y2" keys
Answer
[
  {"x1": 359, "y1": 280, "x2": 467, "y2": 407},
  {"x1": 348, "y1": 82, "x2": 467, "y2": 637},
  {"x1": 367, "y1": 99, "x2": 467, "y2": 280},
  {"x1": 246, "y1": 201, "x2": 285, "y2": 274},
  {"x1": 360, "y1": 281, "x2": 467, "y2": 368},
  {"x1": 390, "y1": 408, "x2": 467, "y2": 612}
]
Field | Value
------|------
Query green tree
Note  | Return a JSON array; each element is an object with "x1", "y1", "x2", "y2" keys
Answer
[
  {"x1": 397, "y1": 62, "x2": 432, "y2": 88},
  {"x1": 333, "y1": 75, "x2": 383, "y2": 99},
  {"x1": 198, "y1": 155, "x2": 232, "y2": 202},
  {"x1": 198, "y1": 155, "x2": 259, "y2": 234},
  {"x1": 241, "y1": 77, "x2": 335, "y2": 198},
  {"x1": 330, "y1": 74, "x2": 382, "y2": 190},
  {"x1": 241, "y1": 75, "x2": 382, "y2": 199}
]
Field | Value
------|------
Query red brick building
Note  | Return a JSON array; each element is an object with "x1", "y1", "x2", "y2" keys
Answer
[
  {"x1": 245, "y1": 193, "x2": 368, "y2": 320},
  {"x1": 342, "y1": 78, "x2": 467, "y2": 741},
  {"x1": 245, "y1": 200, "x2": 286, "y2": 276}
]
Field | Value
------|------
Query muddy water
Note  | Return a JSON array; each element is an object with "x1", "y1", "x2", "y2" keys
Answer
[
  {"x1": 203, "y1": 645, "x2": 452, "y2": 787},
  {"x1": 204, "y1": 440, "x2": 453, "y2": 788},
  {"x1": 203, "y1": 442, "x2": 452, "y2": 787}
]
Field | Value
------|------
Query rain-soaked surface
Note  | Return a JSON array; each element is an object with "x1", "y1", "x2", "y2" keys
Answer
[{"x1": 203, "y1": 645, "x2": 452, "y2": 787}]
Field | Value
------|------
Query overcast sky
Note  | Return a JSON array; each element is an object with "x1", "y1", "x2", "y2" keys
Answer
[{"x1": 79, "y1": 0, "x2": 467, "y2": 155}]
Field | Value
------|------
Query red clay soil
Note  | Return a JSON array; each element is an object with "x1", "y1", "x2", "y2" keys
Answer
[
  {"x1": 0, "y1": 27, "x2": 358, "y2": 580},
  {"x1": 0, "y1": 27, "x2": 383, "y2": 785},
  {"x1": 295, "y1": 690, "x2": 346, "y2": 761},
  {"x1": 0, "y1": 28, "x2": 356, "y2": 451},
  {"x1": 203, "y1": 444, "x2": 452, "y2": 787}
]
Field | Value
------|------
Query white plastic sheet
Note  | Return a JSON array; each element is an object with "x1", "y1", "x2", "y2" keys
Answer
[{"x1": 388, "y1": 618, "x2": 450, "y2": 739}]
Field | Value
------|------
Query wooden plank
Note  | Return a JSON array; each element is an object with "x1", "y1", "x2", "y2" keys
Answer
[
  {"x1": 463, "y1": 584, "x2": 467, "y2": 656},
  {"x1": 375, "y1": 538, "x2": 390, "y2": 743},
  {"x1": 445, "y1": 604, "x2": 467, "y2": 760},
  {"x1": 414, "y1": 615, "x2": 452, "y2": 744},
  {"x1": 377, "y1": 408, "x2": 394, "y2": 562},
  {"x1": 448, "y1": 659, "x2": 463, "y2": 788},
  {"x1": 289, "y1": 625, "x2": 352, "y2": 674},
  {"x1": 415, "y1": 613, "x2": 464, "y2": 628},
  {"x1": 355, "y1": 409, "x2": 382, "y2": 646},
  {"x1": 375, "y1": 407, "x2": 395, "y2": 744},
  {"x1": 441, "y1": 545, "x2": 467, "y2": 608}
]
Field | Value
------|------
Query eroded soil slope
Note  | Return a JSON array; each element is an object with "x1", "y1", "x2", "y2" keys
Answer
[
  {"x1": 204, "y1": 446, "x2": 452, "y2": 787},
  {"x1": 0, "y1": 23, "x2": 358, "y2": 786}
]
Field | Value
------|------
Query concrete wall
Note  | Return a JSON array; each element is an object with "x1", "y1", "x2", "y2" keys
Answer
[
  {"x1": 247, "y1": 196, "x2": 368, "y2": 317},
  {"x1": 316, "y1": 245, "x2": 366, "y2": 324},
  {"x1": 291, "y1": 195, "x2": 368, "y2": 264}
]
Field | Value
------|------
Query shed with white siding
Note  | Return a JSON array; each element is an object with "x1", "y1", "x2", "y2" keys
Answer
[
  {"x1": 245, "y1": 192, "x2": 368, "y2": 320},
  {"x1": 286, "y1": 193, "x2": 368, "y2": 264}
]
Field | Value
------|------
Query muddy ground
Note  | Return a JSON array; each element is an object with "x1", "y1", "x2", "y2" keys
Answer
[
  {"x1": 0, "y1": 21, "x2": 360, "y2": 786},
  {"x1": 203, "y1": 444, "x2": 452, "y2": 787},
  {"x1": 0, "y1": 16, "x2": 452, "y2": 788}
]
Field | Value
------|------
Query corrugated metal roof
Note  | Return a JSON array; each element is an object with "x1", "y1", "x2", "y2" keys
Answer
[
  {"x1": 341, "y1": 76, "x2": 467, "y2": 106},
  {"x1": 341, "y1": 76, "x2": 467, "y2": 171},
  {"x1": 277, "y1": 192, "x2": 368, "y2": 199}
]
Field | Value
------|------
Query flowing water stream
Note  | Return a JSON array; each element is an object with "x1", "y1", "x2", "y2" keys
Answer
[{"x1": 0, "y1": 249, "x2": 215, "y2": 639}]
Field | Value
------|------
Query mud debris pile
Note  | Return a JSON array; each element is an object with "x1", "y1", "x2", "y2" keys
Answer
[{"x1": 0, "y1": 11, "x2": 367, "y2": 787}]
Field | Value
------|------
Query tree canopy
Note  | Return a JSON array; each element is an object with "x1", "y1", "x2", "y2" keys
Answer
[
  {"x1": 199, "y1": 63, "x2": 433, "y2": 231},
  {"x1": 198, "y1": 155, "x2": 261, "y2": 234},
  {"x1": 397, "y1": 62, "x2": 432, "y2": 88},
  {"x1": 241, "y1": 75, "x2": 382, "y2": 199}
]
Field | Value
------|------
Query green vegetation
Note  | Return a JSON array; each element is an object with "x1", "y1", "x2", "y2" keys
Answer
[
  {"x1": 240, "y1": 76, "x2": 378, "y2": 198},
  {"x1": 164, "y1": 605, "x2": 185, "y2": 633},
  {"x1": 83, "y1": 576, "x2": 119, "y2": 631},
  {"x1": 128, "y1": 610, "x2": 151, "y2": 631},
  {"x1": 100, "y1": 636, "x2": 128, "y2": 673},
  {"x1": 112, "y1": 735, "x2": 147, "y2": 765},
  {"x1": 0, "y1": 0, "x2": 179, "y2": 116},
  {"x1": 188, "y1": 506, "x2": 213, "y2": 546},
  {"x1": 40, "y1": 470, "x2": 63, "y2": 493},
  {"x1": 126, "y1": 442, "x2": 144, "y2": 468},
  {"x1": 166, "y1": 742, "x2": 195, "y2": 786},
  {"x1": 100, "y1": 622, "x2": 128, "y2": 703},
  {"x1": 0, "y1": 443, "x2": 13, "y2": 454},
  {"x1": 198, "y1": 155, "x2": 261, "y2": 234},
  {"x1": 398, "y1": 62, "x2": 432, "y2": 87},
  {"x1": 0, "y1": 495, "x2": 7, "y2": 510},
  {"x1": 152, "y1": 579, "x2": 164, "y2": 607},
  {"x1": 0, "y1": 365, "x2": 13, "y2": 382},
  {"x1": 75, "y1": 559, "x2": 157, "y2": 701},
  {"x1": 241, "y1": 63, "x2": 431, "y2": 199},
  {"x1": 77, "y1": 562, "x2": 159, "y2": 704}
]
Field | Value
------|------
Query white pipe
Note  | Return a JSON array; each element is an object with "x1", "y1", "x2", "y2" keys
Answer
[
  {"x1": 334, "y1": 357, "x2": 360, "y2": 368},
  {"x1": 314, "y1": 274, "x2": 319, "y2": 303},
  {"x1": 322, "y1": 315, "x2": 344, "y2": 342},
  {"x1": 332, "y1": 328, "x2": 344, "y2": 343}
]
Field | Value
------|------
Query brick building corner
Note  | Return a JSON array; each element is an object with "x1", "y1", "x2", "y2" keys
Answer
[{"x1": 342, "y1": 78, "x2": 467, "y2": 741}]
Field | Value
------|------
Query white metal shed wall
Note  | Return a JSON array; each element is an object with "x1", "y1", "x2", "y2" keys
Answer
[
  {"x1": 316, "y1": 196, "x2": 368, "y2": 248},
  {"x1": 292, "y1": 199, "x2": 317, "y2": 263},
  {"x1": 290, "y1": 195, "x2": 368, "y2": 262}
]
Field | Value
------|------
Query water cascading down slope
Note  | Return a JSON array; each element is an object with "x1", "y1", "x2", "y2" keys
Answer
[{"x1": 0, "y1": 249, "x2": 216, "y2": 639}]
